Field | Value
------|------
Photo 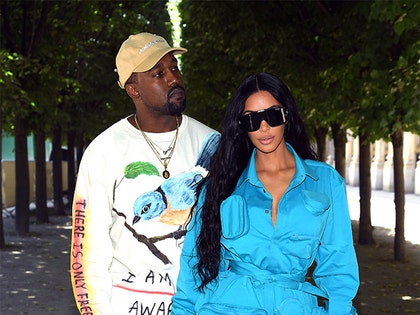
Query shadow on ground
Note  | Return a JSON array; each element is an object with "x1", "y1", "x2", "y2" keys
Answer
[
  {"x1": 0, "y1": 215, "x2": 419, "y2": 314},
  {"x1": 352, "y1": 220, "x2": 420, "y2": 314},
  {"x1": 0, "y1": 215, "x2": 79, "y2": 315}
]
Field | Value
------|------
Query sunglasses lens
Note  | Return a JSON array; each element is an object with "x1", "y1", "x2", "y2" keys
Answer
[
  {"x1": 239, "y1": 114, "x2": 257, "y2": 132},
  {"x1": 266, "y1": 107, "x2": 285, "y2": 127},
  {"x1": 239, "y1": 107, "x2": 287, "y2": 132}
]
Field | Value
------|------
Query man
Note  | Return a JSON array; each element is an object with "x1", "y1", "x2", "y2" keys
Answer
[{"x1": 70, "y1": 32, "x2": 219, "y2": 314}]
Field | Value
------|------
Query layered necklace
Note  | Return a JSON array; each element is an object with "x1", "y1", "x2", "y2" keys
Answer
[{"x1": 134, "y1": 114, "x2": 179, "y2": 179}]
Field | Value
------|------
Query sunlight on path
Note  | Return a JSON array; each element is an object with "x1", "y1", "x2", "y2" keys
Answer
[{"x1": 346, "y1": 185, "x2": 420, "y2": 245}]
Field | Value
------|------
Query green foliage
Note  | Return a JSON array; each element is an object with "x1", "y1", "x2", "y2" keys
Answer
[
  {"x1": 0, "y1": 51, "x2": 33, "y2": 130},
  {"x1": 179, "y1": 0, "x2": 419, "y2": 142},
  {"x1": 0, "y1": 0, "x2": 172, "y2": 142},
  {"x1": 355, "y1": 0, "x2": 420, "y2": 140},
  {"x1": 1, "y1": 0, "x2": 418, "y2": 143},
  {"x1": 179, "y1": 1, "x2": 362, "y2": 134}
]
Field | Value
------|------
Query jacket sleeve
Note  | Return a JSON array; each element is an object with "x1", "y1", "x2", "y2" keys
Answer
[
  {"x1": 171, "y1": 190, "x2": 205, "y2": 314},
  {"x1": 313, "y1": 170, "x2": 359, "y2": 315},
  {"x1": 70, "y1": 145, "x2": 115, "y2": 315}
]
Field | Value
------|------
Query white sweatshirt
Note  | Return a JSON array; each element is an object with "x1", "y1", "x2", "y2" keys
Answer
[{"x1": 70, "y1": 115, "x2": 219, "y2": 315}]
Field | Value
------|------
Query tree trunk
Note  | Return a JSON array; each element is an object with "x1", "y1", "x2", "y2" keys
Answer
[
  {"x1": 0, "y1": 124, "x2": 5, "y2": 249},
  {"x1": 392, "y1": 128, "x2": 405, "y2": 261},
  {"x1": 331, "y1": 123, "x2": 346, "y2": 179},
  {"x1": 67, "y1": 130, "x2": 76, "y2": 206},
  {"x1": 314, "y1": 126, "x2": 328, "y2": 162},
  {"x1": 35, "y1": 131, "x2": 49, "y2": 223},
  {"x1": 358, "y1": 131, "x2": 374, "y2": 245},
  {"x1": 14, "y1": 115, "x2": 30, "y2": 234},
  {"x1": 76, "y1": 133, "x2": 85, "y2": 171},
  {"x1": 52, "y1": 126, "x2": 65, "y2": 215}
]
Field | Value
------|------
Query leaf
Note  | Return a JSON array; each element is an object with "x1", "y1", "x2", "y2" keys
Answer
[{"x1": 124, "y1": 161, "x2": 160, "y2": 179}]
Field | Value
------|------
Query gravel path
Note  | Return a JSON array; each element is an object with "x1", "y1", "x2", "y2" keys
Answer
[
  {"x1": 0, "y1": 215, "x2": 79, "y2": 315},
  {"x1": 1, "y1": 187, "x2": 419, "y2": 315}
]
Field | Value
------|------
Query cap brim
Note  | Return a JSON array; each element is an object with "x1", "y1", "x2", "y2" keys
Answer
[{"x1": 133, "y1": 47, "x2": 187, "y2": 73}]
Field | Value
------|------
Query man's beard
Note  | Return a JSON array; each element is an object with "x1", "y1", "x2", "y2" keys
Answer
[{"x1": 167, "y1": 85, "x2": 186, "y2": 115}]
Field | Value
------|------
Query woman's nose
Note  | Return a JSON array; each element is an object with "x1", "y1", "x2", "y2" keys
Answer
[{"x1": 259, "y1": 120, "x2": 270, "y2": 131}]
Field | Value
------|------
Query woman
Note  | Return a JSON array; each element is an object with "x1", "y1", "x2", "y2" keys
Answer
[{"x1": 172, "y1": 73, "x2": 359, "y2": 314}]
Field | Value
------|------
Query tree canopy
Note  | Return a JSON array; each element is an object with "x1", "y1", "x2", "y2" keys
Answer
[
  {"x1": 1, "y1": 0, "x2": 418, "y2": 143},
  {"x1": 179, "y1": 0, "x2": 419, "y2": 139},
  {"x1": 1, "y1": 0, "x2": 173, "y2": 142},
  {"x1": 1, "y1": 0, "x2": 419, "y2": 256}
]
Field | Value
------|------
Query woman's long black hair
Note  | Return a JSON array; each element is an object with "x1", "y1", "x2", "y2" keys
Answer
[{"x1": 195, "y1": 72, "x2": 317, "y2": 291}]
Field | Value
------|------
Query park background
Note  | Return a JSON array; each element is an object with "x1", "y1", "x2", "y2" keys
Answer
[{"x1": 1, "y1": 1, "x2": 419, "y2": 314}]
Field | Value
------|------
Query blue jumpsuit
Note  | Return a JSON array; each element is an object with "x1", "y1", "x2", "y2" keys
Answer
[{"x1": 172, "y1": 144, "x2": 359, "y2": 315}]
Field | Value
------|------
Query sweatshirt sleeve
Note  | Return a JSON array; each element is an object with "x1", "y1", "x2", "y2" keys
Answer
[
  {"x1": 171, "y1": 190, "x2": 205, "y2": 314},
  {"x1": 70, "y1": 145, "x2": 115, "y2": 315},
  {"x1": 313, "y1": 170, "x2": 359, "y2": 315}
]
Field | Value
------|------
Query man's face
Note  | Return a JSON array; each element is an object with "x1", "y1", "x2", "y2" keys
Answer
[{"x1": 134, "y1": 53, "x2": 186, "y2": 116}]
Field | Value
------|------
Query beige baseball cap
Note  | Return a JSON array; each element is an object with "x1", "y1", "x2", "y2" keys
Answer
[{"x1": 116, "y1": 33, "x2": 187, "y2": 88}]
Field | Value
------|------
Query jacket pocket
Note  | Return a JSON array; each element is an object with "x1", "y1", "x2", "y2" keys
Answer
[
  {"x1": 282, "y1": 234, "x2": 319, "y2": 271},
  {"x1": 301, "y1": 190, "x2": 330, "y2": 216},
  {"x1": 220, "y1": 195, "x2": 249, "y2": 239},
  {"x1": 199, "y1": 303, "x2": 267, "y2": 315},
  {"x1": 284, "y1": 234, "x2": 317, "y2": 259}
]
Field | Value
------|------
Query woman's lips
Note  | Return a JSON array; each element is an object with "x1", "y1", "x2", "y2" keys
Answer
[{"x1": 259, "y1": 136, "x2": 273, "y2": 145}]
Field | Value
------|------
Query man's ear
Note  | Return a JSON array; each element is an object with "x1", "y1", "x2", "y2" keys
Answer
[{"x1": 126, "y1": 84, "x2": 140, "y2": 99}]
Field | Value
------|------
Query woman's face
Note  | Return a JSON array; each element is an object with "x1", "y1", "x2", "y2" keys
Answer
[{"x1": 242, "y1": 91, "x2": 286, "y2": 154}]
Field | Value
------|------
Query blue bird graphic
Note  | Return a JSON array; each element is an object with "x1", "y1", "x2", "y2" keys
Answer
[{"x1": 132, "y1": 132, "x2": 220, "y2": 225}]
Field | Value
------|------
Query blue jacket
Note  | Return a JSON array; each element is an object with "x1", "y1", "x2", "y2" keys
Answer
[{"x1": 172, "y1": 144, "x2": 359, "y2": 315}]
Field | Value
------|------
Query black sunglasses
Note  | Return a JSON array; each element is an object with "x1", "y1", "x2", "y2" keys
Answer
[{"x1": 239, "y1": 106, "x2": 288, "y2": 132}]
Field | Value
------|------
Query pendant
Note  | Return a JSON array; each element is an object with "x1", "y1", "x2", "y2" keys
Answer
[
  {"x1": 162, "y1": 170, "x2": 170, "y2": 179},
  {"x1": 163, "y1": 146, "x2": 172, "y2": 155}
]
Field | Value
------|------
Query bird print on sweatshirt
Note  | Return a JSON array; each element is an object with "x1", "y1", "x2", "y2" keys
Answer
[{"x1": 132, "y1": 132, "x2": 220, "y2": 225}]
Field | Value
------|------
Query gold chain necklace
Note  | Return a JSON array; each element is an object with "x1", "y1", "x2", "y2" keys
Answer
[{"x1": 134, "y1": 114, "x2": 179, "y2": 179}]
